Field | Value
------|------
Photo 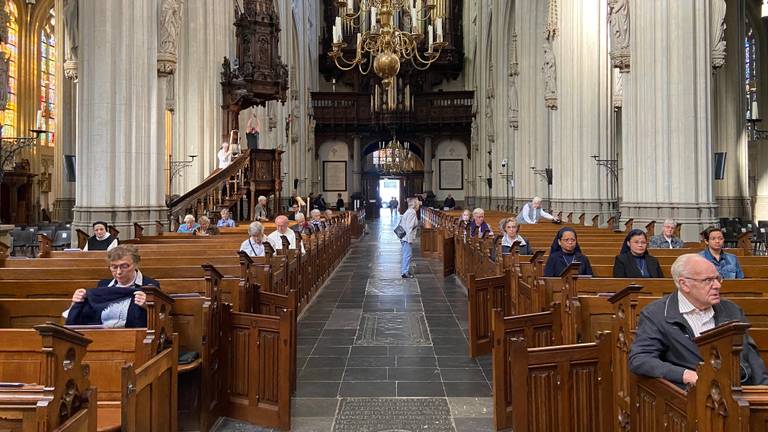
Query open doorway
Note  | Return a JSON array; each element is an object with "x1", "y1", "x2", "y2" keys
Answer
[{"x1": 379, "y1": 177, "x2": 401, "y2": 219}]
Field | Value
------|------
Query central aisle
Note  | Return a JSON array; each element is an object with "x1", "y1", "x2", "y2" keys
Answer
[{"x1": 219, "y1": 215, "x2": 493, "y2": 432}]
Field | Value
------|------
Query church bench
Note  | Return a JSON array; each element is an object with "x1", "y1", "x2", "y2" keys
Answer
[{"x1": 0, "y1": 323, "x2": 97, "y2": 432}]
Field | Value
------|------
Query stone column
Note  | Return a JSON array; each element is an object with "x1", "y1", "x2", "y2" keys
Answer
[
  {"x1": 550, "y1": 0, "x2": 612, "y2": 220},
  {"x1": 72, "y1": 0, "x2": 166, "y2": 237},
  {"x1": 53, "y1": 0, "x2": 75, "y2": 221},
  {"x1": 622, "y1": 0, "x2": 717, "y2": 240},
  {"x1": 351, "y1": 135, "x2": 361, "y2": 194},
  {"x1": 175, "y1": 0, "x2": 234, "y2": 194},
  {"x1": 713, "y1": 0, "x2": 750, "y2": 218},
  {"x1": 423, "y1": 135, "x2": 433, "y2": 192}
]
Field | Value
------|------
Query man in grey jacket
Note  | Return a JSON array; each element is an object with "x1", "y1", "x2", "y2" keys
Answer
[
  {"x1": 398, "y1": 197, "x2": 421, "y2": 278},
  {"x1": 629, "y1": 254, "x2": 768, "y2": 387}
]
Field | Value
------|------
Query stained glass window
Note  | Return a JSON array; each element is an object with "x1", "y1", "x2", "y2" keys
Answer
[
  {"x1": 746, "y1": 22, "x2": 758, "y2": 119},
  {"x1": 1, "y1": 0, "x2": 17, "y2": 138},
  {"x1": 38, "y1": 7, "x2": 55, "y2": 146}
]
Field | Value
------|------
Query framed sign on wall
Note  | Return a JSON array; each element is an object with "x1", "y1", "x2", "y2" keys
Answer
[
  {"x1": 439, "y1": 159, "x2": 463, "y2": 190},
  {"x1": 323, "y1": 161, "x2": 348, "y2": 191}
]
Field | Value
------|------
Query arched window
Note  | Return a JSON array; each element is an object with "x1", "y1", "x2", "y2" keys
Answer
[
  {"x1": 1, "y1": 0, "x2": 18, "y2": 138},
  {"x1": 38, "y1": 7, "x2": 54, "y2": 146},
  {"x1": 746, "y1": 21, "x2": 758, "y2": 119}
]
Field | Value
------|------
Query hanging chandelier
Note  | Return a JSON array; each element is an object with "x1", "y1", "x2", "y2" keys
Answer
[
  {"x1": 329, "y1": 0, "x2": 447, "y2": 88},
  {"x1": 376, "y1": 134, "x2": 414, "y2": 175}
]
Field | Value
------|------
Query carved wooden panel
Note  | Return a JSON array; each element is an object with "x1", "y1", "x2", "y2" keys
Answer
[{"x1": 528, "y1": 366, "x2": 561, "y2": 432}]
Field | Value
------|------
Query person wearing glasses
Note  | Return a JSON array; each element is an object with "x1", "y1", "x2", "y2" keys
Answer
[
  {"x1": 699, "y1": 226, "x2": 744, "y2": 279},
  {"x1": 613, "y1": 229, "x2": 663, "y2": 278},
  {"x1": 543, "y1": 227, "x2": 593, "y2": 277},
  {"x1": 64, "y1": 245, "x2": 159, "y2": 328},
  {"x1": 629, "y1": 254, "x2": 767, "y2": 387}
]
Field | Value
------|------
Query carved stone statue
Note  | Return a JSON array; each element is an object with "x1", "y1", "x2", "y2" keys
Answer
[
  {"x1": 711, "y1": 0, "x2": 726, "y2": 70},
  {"x1": 159, "y1": 0, "x2": 183, "y2": 55},
  {"x1": 508, "y1": 77, "x2": 519, "y2": 129},
  {"x1": 63, "y1": 0, "x2": 79, "y2": 61},
  {"x1": 608, "y1": 0, "x2": 630, "y2": 71},
  {"x1": 542, "y1": 39, "x2": 558, "y2": 110}
]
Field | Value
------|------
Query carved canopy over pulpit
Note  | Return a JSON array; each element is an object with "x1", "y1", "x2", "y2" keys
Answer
[{"x1": 221, "y1": 0, "x2": 289, "y2": 136}]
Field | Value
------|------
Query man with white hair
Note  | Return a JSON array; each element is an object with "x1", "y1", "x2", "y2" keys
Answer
[
  {"x1": 267, "y1": 215, "x2": 305, "y2": 253},
  {"x1": 516, "y1": 196, "x2": 560, "y2": 224},
  {"x1": 649, "y1": 218, "x2": 684, "y2": 248},
  {"x1": 397, "y1": 197, "x2": 421, "y2": 278},
  {"x1": 253, "y1": 195, "x2": 269, "y2": 222},
  {"x1": 629, "y1": 254, "x2": 767, "y2": 387}
]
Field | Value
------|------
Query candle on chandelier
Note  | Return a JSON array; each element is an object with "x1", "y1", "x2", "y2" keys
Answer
[
  {"x1": 335, "y1": 17, "x2": 343, "y2": 43},
  {"x1": 356, "y1": 33, "x2": 362, "y2": 54},
  {"x1": 416, "y1": 0, "x2": 423, "y2": 32},
  {"x1": 436, "y1": 17, "x2": 443, "y2": 42},
  {"x1": 427, "y1": 24, "x2": 434, "y2": 51},
  {"x1": 753, "y1": 100, "x2": 760, "y2": 119},
  {"x1": 371, "y1": 7, "x2": 377, "y2": 32},
  {"x1": 349, "y1": 0, "x2": 354, "y2": 14},
  {"x1": 410, "y1": 7, "x2": 417, "y2": 33}
]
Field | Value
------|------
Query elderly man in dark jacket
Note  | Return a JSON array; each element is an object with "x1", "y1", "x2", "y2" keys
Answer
[{"x1": 629, "y1": 253, "x2": 768, "y2": 387}]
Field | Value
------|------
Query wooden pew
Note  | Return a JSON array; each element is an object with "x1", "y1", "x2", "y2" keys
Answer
[{"x1": 0, "y1": 323, "x2": 97, "y2": 432}]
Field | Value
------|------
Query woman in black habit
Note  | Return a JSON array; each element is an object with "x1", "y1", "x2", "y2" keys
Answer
[
  {"x1": 612, "y1": 229, "x2": 664, "y2": 278},
  {"x1": 543, "y1": 227, "x2": 593, "y2": 277},
  {"x1": 83, "y1": 221, "x2": 118, "y2": 251}
]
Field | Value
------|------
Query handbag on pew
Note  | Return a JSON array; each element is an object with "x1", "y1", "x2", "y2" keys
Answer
[{"x1": 394, "y1": 223, "x2": 407, "y2": 240}]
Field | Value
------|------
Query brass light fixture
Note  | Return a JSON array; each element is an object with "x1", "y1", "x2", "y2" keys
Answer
[{"x1": 329, "y1": 0, "x2": 447, "y2": 88}]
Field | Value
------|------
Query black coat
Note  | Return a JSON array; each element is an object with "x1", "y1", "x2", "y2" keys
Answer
[
  {"x1": 629, "y1": 293, "x2": 768, "y2": 387},
  {"x1": 612, "y1": 252, "x2": 664, "y2": 278},
  {"x1": 543, "y1": 251, "x2": 593, "y2": 277}
]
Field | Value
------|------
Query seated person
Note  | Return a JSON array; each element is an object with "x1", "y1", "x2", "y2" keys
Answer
[
  {"x1": 324, "y1": 209, "x2": 334, "y2": 223},
  {"x1": 468, "y1": 208, "x2": 493, "y2": 238},
  {"x1": 629, "y1": 254, "x2": 767, "y2": 387},
  {"x1": 649, "y1": 218, "x2": 683, "y2": 248},
  {"x1": 64, "y1": 245, "x2": 159, "y2": 328},
  {"x1": 177, "y1": 214, "x2": 200, "y2": 233},
  {"x1": 291, "y1": 212, "x2": 311, "y2": 236},
  {"x1": 443, "y1": 194, "x2": 456, "y2": 211},
  {"x1": 195, "y1": 216, "x2": 219, "y2": 236},
  {"x1": 613, "y1": 229, "x2": 664, "y2": 278},
  {"x1": 543, "y1": 227, "x2": 593, "y2": 277},
  {"x1": 287, "y1": 204, "x2": 300, "y2": 221},
  {"x1": 83, "y1": 220, "x2": 118, "y2": 251},
  {"x1": 267, "y1": 215, "x2": 305, "y2": 253},
  {"x1": 699, "y1": 226, "x2": 744, "y2": 279},
  {"x1": 516, "y1": 196, "x2": 560, "y2": 224},
  {"x1": 499, "y1": 217, "x2": 532, "y2": 255},
  {"x1": 239, "y1": 221, "x2": 266, "y2": 257},
  {"x1": 309, "y1": 209, "x2": 326, "y2": 232},
  {"x1": 217, "y1": 208, "x2": 236, "y2": 228},
  {"x1": 254, "y1": 196, "x2": 270, "y2": 222}
]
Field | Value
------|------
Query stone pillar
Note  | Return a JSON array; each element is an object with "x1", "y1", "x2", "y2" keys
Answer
[
  {"x1": 72, "y1": 0, "x2": 167, "y2": 237},
  {"x1": 550, "y1": 0, "x2": 612, "y2": 220},
  {"x1": 622, "y1": 0, "x2": 717, "y2": 240},
  {"x1": 175, "y1": 0, "x2": 234, "y2": 194},
  {"x1": 713, "y1": 0, "x2": 750, "y2": 218},
  {"x1": 53, "y1": 0, "x2": 75, "y2": 222},
  {"x1": 351, "y1": 135, "x2": 361, "y2": 194},
  {"x1": 423, "y1": 136, "x2": 433, "y2": 192}
]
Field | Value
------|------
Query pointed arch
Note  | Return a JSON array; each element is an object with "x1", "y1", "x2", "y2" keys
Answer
[{"x1": 1, "y1": 0, "x2": 18, "y2": 137}]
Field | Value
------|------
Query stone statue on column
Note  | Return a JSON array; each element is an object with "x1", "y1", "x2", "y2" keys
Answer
[
  {"x1": 542, "y1": 38, "x2": 558, "y2": 110},
  {"x1": 63, "y1": 0, "x2": 79, "y2": 80},
  {"x1": 0, "y1": 53, "x2": 9, "y2": 111},
  {"x1": 608, "y1": 0, "x2": 630, "y2": 71},
  {"x1": 158, "y1": 0, "x2": 183, "y2": 76},
  {"x1": 509, "y1": 32, "x2": 519, "y2": 129},
  {"x1": 711, "y1": 0, "x2": 726, "y2": 70},
  {"x1": 0, "y1": 7, "x2": 10, "y2": 45}
]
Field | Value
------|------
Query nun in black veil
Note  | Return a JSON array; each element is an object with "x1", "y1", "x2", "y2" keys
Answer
[{"x1": 543, "y1": 227, "x2": 593, "y2": 277}]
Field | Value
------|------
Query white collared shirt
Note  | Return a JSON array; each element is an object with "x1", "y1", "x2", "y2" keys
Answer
[
  {"x1": 501, "y1": 234, "x2": 526, "y2": 247},
  {"x1": 108, "y1": 270, "x2": 144, "y2": 287},
  {"x1": 267, "y1": 229, "x2": 305, "y2": 253},
  {"x1": 677, "y1": 291, "x2": 715, "y2": 337}
]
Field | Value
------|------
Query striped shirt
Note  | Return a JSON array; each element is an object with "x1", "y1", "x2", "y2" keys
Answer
[{"x1": 677, "y1": 291, "x2": 715, "y2": 337}]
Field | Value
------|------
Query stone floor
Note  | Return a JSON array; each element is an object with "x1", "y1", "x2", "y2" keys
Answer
[{"x1": 215, "y1": 215, "x2": 494, "y2": 432}]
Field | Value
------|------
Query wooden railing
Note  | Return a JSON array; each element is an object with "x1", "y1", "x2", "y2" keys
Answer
[{"x1": 166, "y1": 149, "x2": 283, "y2": 231}]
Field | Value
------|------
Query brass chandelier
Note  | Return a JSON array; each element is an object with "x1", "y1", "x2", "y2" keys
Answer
[
  {"x1": 376, "y1": 134, "x2": 415, "y2": 175},
  {"x1": 329, "y1": 0, "x2": 447, "y2": 88}
]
